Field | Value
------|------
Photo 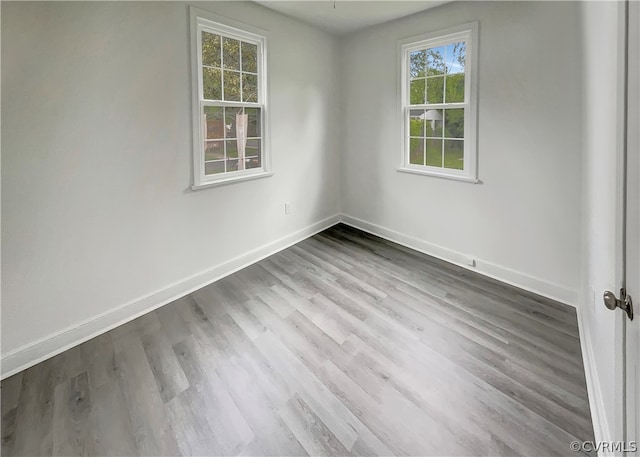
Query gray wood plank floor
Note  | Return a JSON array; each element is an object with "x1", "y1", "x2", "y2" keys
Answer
[{"x1": 1, "y1": 224, "x2": 595, "y2": 456}]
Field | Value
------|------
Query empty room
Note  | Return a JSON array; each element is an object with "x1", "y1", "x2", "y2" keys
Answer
[{"x1": 2, "y1": 0, "x2": 639, "y2": 456}]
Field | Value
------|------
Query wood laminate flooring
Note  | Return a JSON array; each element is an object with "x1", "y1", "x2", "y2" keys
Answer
[{"x1": 1, "y1": 224, "x2": 595, "y2": 456}]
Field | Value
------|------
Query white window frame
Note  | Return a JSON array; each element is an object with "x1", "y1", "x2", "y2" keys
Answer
[
  {"x1": 398, "y1": 22, "x2": 479, "y2": 183},
  {"x1": 190, "y1": 7, "x2": 271, "y2": 190}
]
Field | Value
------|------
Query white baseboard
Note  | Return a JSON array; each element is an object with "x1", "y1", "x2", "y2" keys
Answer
[
  {"x1": 576, "y1": 306, "x2": 612, "y2": 455},
  {"x1": 340, "y1": 213, "x2": 579, "y2": 307},
  {"x1": 0, "y1": 214, "x2": 341, "y2": 379}
]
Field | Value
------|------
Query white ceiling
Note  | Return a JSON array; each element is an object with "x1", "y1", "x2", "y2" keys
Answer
[{"x1": 255, "y1": 1, "x2": 451, "y2": 35}]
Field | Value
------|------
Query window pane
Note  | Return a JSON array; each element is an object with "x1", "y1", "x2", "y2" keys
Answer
[
  {"x1": 242, "y1": 73, "x2": 258, "y2": 102},
  {"x1": 445, "y1": 42, "x2": 465, "y2": 75},
  {"x1": 203, "y1": 106, "x2": 224, "y2": 139},
  {"x1": 245, "y1": 108, "x2": 261, "y2": 137},
  {"x1": 242, "y1": 42, "x2": 258, "y2": 73},
  {"x1": 202, "y1": 32, "x2": 221, "y2": 67},
  {"x1": 246, "y1": 138, "x2": 261, "y2": 157},
  {"x1": 444, "y1": 139, "x2": 464, "y2": 170},
  {"x1": 246, "y1": 139, "x2": 262, "y2": 169},
  {"x1": 205, "y1": 160, "x2": 225, "y2": 175},
  {"x1": 426, "y1": 76, "x2": 444, "y2": 104},
  {"x1": 426, "y1": 139, "x2": 443, "y2": 167},
  {"x1": 226, "y1": 159, "x2": 239, "y2": 172},
  {"x1": 444, "y1": 108, "x2": 464, "y2": 138},
  {"x1": 410, "y1": 78, "x2": 425, "y2": 105},
  {"x1": 203, "y1": 68, "x2": 222, "y2": 100},
  {"x1": 246, "y1": 153, "x2": 262, "y2": 170},
  {"x1": 409, "y1": 50, "x2": 426, "y2": 78},
  {"x1": 205, "y1": 141, "x2": 224, "y2": 161},
  {"x1": 223, "y1": 71, "x2": 241, "y2": 101},
  {"x1": 409, "y1": 138, "x2": 424, "y2": 165},
  {"x1": 424, "y1": 109, "x2": 443, "y2": 137},
  {"x1": 427, "y1": 46, "x2": 445, "y2": 76},
  {"x1": 445, "y1": 73, "x2": 465, "y2": 103},
  {"x1": 223, "y1": 37, "x2": 240, "y2": 70},
  {"x1": 224, "y1": 107, "x2": 243, "y2": 139},
  {"x1": 226, "y1": 140, "x2": 238, "y2": 159},
  {"x1": 409, "y1": 109, "x2": 425, "y2": 137}
]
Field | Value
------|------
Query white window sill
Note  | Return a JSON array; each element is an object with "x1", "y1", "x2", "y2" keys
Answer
[
  {"x1": 192, "y1": 171, "x2": 273, "y2": 191},
  {"x1": 397, "y1": 167, "x2": 479, "y2": 184}
]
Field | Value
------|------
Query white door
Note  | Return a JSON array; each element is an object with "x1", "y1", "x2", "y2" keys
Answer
[
  {"x1": 581, "y1": 0, "x2": 627, "y2": 449},
  {"x1": 625, "y1": 0, "x2": 640, "y2": 452},
  {"x1": 581, "y1": 1, "x2": 637, "y2": 452}
]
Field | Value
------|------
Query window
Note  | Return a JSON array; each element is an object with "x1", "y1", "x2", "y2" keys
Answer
[
  {"x1": 399, "y1": 23, "x2": 478, "y2": 182},
  {"x1": 191, "y1": 11, "x2": 269, "y2": 189}
]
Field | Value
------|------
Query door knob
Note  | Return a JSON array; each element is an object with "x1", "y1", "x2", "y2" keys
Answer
[{"x1": 603, "y1": 289, "x2": 634, "y2": 320}]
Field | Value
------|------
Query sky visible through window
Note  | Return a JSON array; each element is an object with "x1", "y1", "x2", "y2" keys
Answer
[{"x1": 410, "y1": 42, "x2": 466, "y2": 82}]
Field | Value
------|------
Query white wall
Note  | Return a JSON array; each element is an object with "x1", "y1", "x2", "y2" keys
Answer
[
  {"x1": 578, "y1": 0, "x2": 626, "y2": 443},
  {"x1": 1, "y1": 1, "x2": 341, "y2": 371},
  {"x1": 340, "y1": 1, "x2": 583, "y2": 304}
]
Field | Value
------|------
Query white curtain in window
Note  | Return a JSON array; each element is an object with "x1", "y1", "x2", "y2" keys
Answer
[{"x1": 236, "y1": 113, "x2": 248, "y2": 170}]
